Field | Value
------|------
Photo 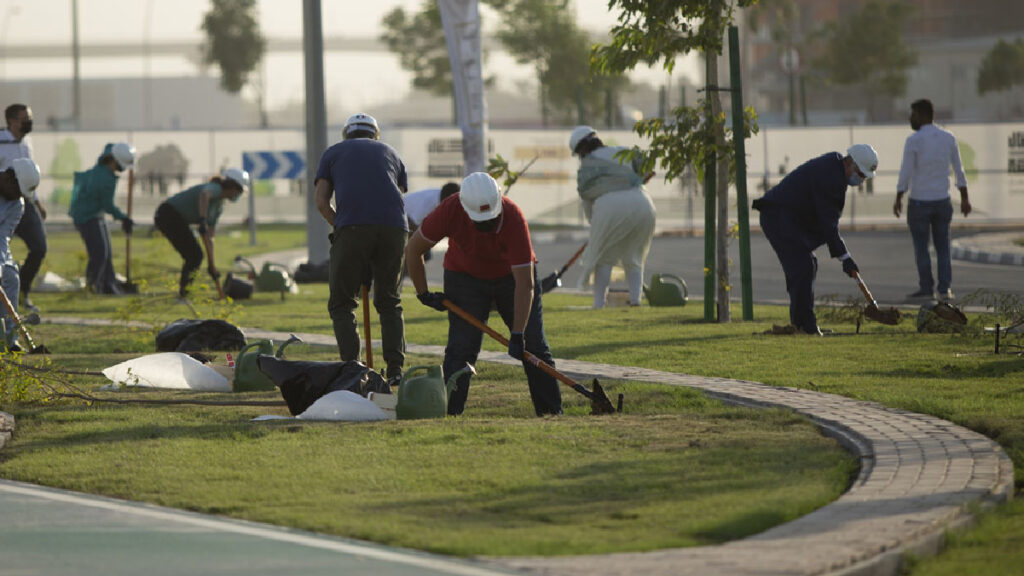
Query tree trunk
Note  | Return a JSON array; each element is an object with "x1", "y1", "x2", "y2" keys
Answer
[{"x1": 708, "y1": 9, "x2": 731, "y2": 323}]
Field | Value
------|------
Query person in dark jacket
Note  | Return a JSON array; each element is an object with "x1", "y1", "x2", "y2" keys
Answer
[{"x1": 752, "y1": 144, "x2": 878, "y2": 335}]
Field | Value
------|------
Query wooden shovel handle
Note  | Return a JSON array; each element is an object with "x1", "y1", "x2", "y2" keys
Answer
[
  {"x1": 362, "y1": 284, "x2": 373, "y2": 369},
  {"x1": 559, "y1": 242, "x2": 587, "y2": 277},
  {"x1": 442, "y1": 298, "x2": 577, "y2": 389},
  {"x1": 851, "y1": 271, "x2": 876, "y2": 306}
]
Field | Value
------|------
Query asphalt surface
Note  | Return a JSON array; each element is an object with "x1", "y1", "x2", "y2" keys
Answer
[{"x1": 527, "y1": 229, "x2": 1024, "y2": 306}]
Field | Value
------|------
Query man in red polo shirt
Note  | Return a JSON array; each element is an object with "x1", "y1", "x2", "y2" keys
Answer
[{"x1": 405, "y1": 172, "x2": 562, "y2": 416}]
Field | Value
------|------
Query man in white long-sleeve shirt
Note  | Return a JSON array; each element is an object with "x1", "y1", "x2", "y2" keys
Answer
[{"x1": 893, "y1": 99, "x2": 972, "y2": 302}]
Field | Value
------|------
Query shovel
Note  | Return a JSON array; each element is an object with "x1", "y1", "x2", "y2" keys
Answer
[
  {"x1": 540, "y1": 242, "x2": 587, "y2": 294},
  {"x1": 122, "y1": 169, "x2": 139, "y2": 294},
  {"x1": 851, "y1": 271, "x2": 901, "y2": 325},
  {"x1": 0, "y1": 287, "x2": 49, "y2": 354},
  {"x1": 442, "y1": 298, "x2": 617, "y2": 415}
]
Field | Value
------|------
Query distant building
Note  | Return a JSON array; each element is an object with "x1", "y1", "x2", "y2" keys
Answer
[
  {"x1": 0, "y1": 76, "x2": 254, "y2": 131},
  {"x1": 738, "y1": 0, "x2": 1024, "y2": 125}
]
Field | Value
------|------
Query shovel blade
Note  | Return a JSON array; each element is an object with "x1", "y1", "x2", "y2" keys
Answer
[
  {"x1": 586, "y1": 379, "x2": 617, "y2": 415},
  {"x1": 540, "y1": 272, "x2": 561, "y2": 294},
  {"x1": 864, "y1": 303, "x2": 901, "y2": 326}
]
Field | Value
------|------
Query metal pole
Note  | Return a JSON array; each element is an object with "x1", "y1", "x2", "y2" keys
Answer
[
  {"x1": 703, "y1": 50, "x2": 716, "y2": 322},
  {"x1": 303, "y1": 0, "x2": 330, "y2": 265},
  {"x1": 71, "y1": 0, "x2": 81, "y2": 129},
  {"x1": 729, "y1": 26, "x2": 753, "y2": 321}
]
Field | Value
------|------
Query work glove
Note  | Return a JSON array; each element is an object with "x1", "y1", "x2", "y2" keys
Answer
[
  {"x1": 508, "y1": 332, "x2": 525, "y2": 361},
  {"x1": 198, "y1": 221, "x2": 209, "y2": 236},
  {"x1": 208, "y1": 266, "x2": 221, "y2": 281},
  {"x1": 842, "y1": 257, "x2": 859, "y2": 278},
  {"x1": 416, "y1": 291, "x2": 448, "y2": 312},
  {"x1": 121, "y1": 217, "x2": 134, "y2": 235}
]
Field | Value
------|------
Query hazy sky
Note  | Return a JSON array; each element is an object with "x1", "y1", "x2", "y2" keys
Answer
[{"x1": 1, "y1": 0, "x2": 697, "y2": 111}]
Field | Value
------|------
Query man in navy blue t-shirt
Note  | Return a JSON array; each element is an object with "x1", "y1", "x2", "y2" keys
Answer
[
  {"x1": 314, "y1": 113, "x2": 408, "y2": 383},
  {"x1": 752, "y1": 144, "x2": 878, "y2": 335}
]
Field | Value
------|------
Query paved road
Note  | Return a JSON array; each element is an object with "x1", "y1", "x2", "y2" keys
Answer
[
  {"x1": 0, "y1": 479, "x2": 516, "y2": 576},
  {"x1": 525, "y1": 229, "x2": 1024, "y2": 305}
]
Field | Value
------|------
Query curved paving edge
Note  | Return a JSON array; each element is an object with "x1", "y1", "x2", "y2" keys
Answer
[
  {"x1": 8, "y1": 321, "x2": 1019, "y2": 576},
  {"x1": 952, "y1": 232, "x2": 1024, "y2": 266}
]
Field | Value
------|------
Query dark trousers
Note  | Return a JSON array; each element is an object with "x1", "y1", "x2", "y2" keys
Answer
[
  {"x1": 76, "y1": 217, "x2": 120, "y2": 294},
  {"x1": 442, "y1": 267, "x2": 563, "y2": 416},
  {"x1": 907, "y1": 198, "x2": 953, "y2": 293},
  {"x1": 328, "y1": 224, "x2": 407, "y2": 377},
  {"x1": 154, "y1": 202, "x2": 203, "y2": 296},
  {"x1": 760, "y1": 208, "x2": 819, "y2": 334},
  {"x1": 14, "y1": 200, "x2": 46, "y2": 297}
]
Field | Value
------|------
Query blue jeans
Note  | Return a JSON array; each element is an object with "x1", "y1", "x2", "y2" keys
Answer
[
  {"x1": 907, "y1": 198, "x2": 953, "y2": 293},
  {"x1": 0, "y1": 198, "x2": 24, "y2": 344},
  {"x1": 442, "y1": 267, "x2": 562, "y2": 416}
]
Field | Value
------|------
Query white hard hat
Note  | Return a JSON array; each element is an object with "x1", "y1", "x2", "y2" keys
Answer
[
  {"x1": 222, "y1": 167, "x2": 250, "y2": 192},
  {"x1": 344, "y1": 113, "x2": 380, "y2": 139},
  {"x1": 847, "y1": 144, "x2": 878, "y2": 179},
  {"x1": 111, "y1": 142, "x2": 136, "y2": 170},
  {"x1": 11, "y1": 158, "x2": 40, "y2": 196},
  {"x1": 459, "y1": 172, "x2": 502, "y2": 222},
  {"x1": 569, "y1": 125, "x2": 596, "y2": 154}
]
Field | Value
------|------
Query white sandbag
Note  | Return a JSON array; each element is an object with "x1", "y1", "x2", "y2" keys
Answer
[
  {"x1": 297, "y1": 390, "x2": 388, "y2": 421},
  {"x1": 35, "y1": 271, "x2": 83, "y2": 293},
  {"x1": 102, "y1": 353, "x2": 231, "y2": 392}
]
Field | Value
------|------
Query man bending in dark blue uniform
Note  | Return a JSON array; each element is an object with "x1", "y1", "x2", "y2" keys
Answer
[{"x1": 752, "y1": 144, "x2": 878, "y2": 335}]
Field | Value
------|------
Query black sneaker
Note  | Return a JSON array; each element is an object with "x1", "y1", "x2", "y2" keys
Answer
[
  {"x1": 938, "y1": 289, "x2": 955, "y2": 301},
  {"x1": 3, "y1": 341, "x2": 22, "y2": 354},
  {"x1": 906, "y1": 289, "x2": 934, "y2": 299},
  {"x1": 22, "y1": 311, "x2": 40, "y2": 326}
]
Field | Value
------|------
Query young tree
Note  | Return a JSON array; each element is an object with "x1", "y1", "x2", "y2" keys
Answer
[
  {"x1": 200, "y1": 0, "x2": 266, "y2": 94},
  {"x1": 380, "y1": 2, "x2": 455, "y2": 96},
  {"x1": 977, "y1": 38, "x2": 1024, "y2": 95},
  {"x1": 379, "y1": 0, "x2": 627, "y2": 124},
  {"x1": 592, "y1": 0, "x2": 758, "y2": 323},
  {"x1": 810, "y1": 0, "x2": 916, "y2": 122}
]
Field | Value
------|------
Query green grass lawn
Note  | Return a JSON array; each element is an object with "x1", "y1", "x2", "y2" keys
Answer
[{"x1": 2, "y1": 226, "x2": 1023, "y2": 572}]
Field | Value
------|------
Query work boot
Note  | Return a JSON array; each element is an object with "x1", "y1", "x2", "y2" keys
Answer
[
  {"x1": 2, "y1": 340, "x2": 22, "y2": 354},
  {"x1": 22, "y1": 311, "x2": 40, "y2": 325},
  {"x1": 906, "y1": 289, "x2": 934, "y2": 300}
]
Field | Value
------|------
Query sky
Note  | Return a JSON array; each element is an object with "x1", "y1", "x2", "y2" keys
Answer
[{"x1": 0, "y1": 0, "x2": 699, "y2": 111}]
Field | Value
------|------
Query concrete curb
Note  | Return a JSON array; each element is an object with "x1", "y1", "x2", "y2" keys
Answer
[
  {"x1": 951, "y1": 232, "x2": 1024, "y2": 266},
  {"x1": 3, "y1": 320, "x2": 1016, "y2": 576}
]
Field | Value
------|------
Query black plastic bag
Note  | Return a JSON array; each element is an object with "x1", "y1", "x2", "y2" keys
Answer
[
  {"x1": 293, "y1": 260, "x2": 330, "y2": 284},
  {"x1": 257, "y1": 356, "x2": 390, "y2": 416},
  {"x1": 155, "y1": 319, "x2": 247, "y2": 352}
]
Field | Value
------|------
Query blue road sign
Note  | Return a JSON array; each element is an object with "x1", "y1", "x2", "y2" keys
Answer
[{"x1": 242, "y1": 151, "x2": 306, "y2": 180}]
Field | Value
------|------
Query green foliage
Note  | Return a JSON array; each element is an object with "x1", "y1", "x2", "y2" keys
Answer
[
  {"x1": 200, "y1": 0, "x2": 266, "y2": 94},
  {"x1": 809, "y1": 0, "x2": 916, "y2": 115},
  {"x1": 977, "y1": 38, "x2": 1024, "y2": 96},
  {"x1": 380, "y1": 2, "x2": 455, "y2": 96},
  {"x1": 592, "y1": 0, "x2": 755, "y2": 75},
  {"x1": 592, "y1": 1, "x2": 758, "y2": 187},
  {"x1": 379, "y1": 0, "x2": 627, "y2": 122}
]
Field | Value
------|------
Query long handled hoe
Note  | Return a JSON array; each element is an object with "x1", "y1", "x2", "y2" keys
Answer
[{"x1": 442, "y1": 299, "x2": 617, "y2": 415}]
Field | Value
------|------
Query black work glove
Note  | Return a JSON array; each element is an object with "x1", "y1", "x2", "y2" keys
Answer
[
  {"x1": 121, "y1": 217, "x2": 134, "y2": 235},
  {"x1": 208, "y1": 266, "x2": 221, "y2": 280},
  {"x1": 508, "y1": 332, "x2": 525, "y2": 361},
  {"x1": 842, "y1": 257, "x2": 859, "y2": 278},
  {"x1": 416, "y1": 291, "x2": 448, "y2": 312},
  {"x1": 198, "y1": 221, "x2": 208, "y2": 236}
]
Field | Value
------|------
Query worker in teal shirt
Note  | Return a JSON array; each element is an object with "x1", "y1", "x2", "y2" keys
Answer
[
  {"x1": 68, "y1": 142, "x2": 136, "y2": 295},
  {"x1": 154, "y1": 168, "x2": 248, "y2": 297}
]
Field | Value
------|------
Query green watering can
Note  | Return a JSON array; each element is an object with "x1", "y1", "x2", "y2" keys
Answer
[
  {"x1": 643, "y1": 273, "x2": 689, "y2": 307},
  {"x1": 396, "y1": 364, "x2": 476, "y2": 420},
  {"x1": 233, "y1": 334, "x2": 302, "y2": 392},
  {"x1": 234, "y1": 256, "x2": 295, "y2": 300}
]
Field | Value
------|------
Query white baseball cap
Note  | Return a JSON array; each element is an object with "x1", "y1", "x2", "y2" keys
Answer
[{"x1": 459, "y1": 172, "x2": 502, "y2": 222}]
